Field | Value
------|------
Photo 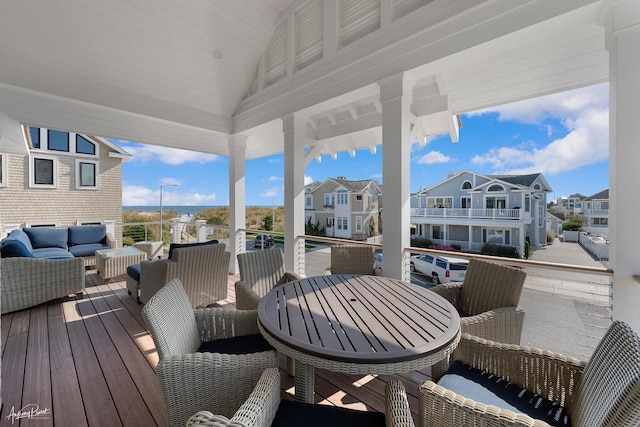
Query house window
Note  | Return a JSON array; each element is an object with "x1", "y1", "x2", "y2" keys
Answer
[
  {"x1": 0, "y1": 153, "x2": 6, "y2": 186},
  {"x1": 29, "y1": 127, "x2": 41, "y2": 149},
  {"x1": 48, "y1": 129, "x2": 69, "y2": 152},
  {"x1": 486, "y1": 197, "x2": 506, "y2": 209},
  {"x1": 337, "y1": 216, "x2": 348, "y2": 230},
  {"x1": 461, "y1": 197, "x2": 471, "y2": 209},
  {"x1": 355, "y1": 216, "x2": 362, "y2": 232},
  {"x1": 324, "y1": 193, "x2": 335, "y2": 207},
  {"x1": 484, "y1": 229, "x2": 511, "y2": 245},
  {"x1": 76, "y1": 135, "x2": 96, "y2": 155},
  {"x1": 427, "y1": 197, "x2": 452, "y2": 208},
  {"x1": 461, "y1": 180, "x2": 472, "y2": 190},
  {"x1": 368, "y1": 195, "x2": 375, "y2": 208},
  {"x1": 488, "y1": 184, "x2": 505, "y2": 192},
  {"x1": 76, "y1": 159, "x2": 98, "y2": 189},
  {"x1": 30, "y1": 155, "x2": 57, "y2": 187},
  {"x1": 326, "y1": 217, "x2": 334, "y2": 227},
  {"x1": 356, "y1": 195, "x2": 362, "y2": 201},
  {"x1": 337, "y1": 191, "x2": 348, "y2": 205},
  {"x1": 306, "y1": 195, "x2": 312, "y2": 208}
]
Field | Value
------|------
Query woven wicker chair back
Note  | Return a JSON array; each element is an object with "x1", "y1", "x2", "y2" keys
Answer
[
  {"x1": 237, "y1": 250, "x2": 287, "y2": 297},
  {"x1": 571, "y1": 320, "x2": 640, "y2": 427},
  {"x1": 330, "y1": 245, "x2": 375, "y2": 275},
  {"x1": 142, "y1": 278, "x2": 200, "y2": 359},
  {"x1": 458, "y1": 259, "x2": 526, "y2": 316}
]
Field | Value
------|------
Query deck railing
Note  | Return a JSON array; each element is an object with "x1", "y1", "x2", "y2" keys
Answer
[{"x1": 410, "y1": 207, "x2": 523, "y2": 220}]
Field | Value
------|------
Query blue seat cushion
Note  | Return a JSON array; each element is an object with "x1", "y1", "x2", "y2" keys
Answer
[
  {"x1": 127, "y1": 263, "x2": 141, "y2": 282},
  {"x1": 68, "y1": 225, "x2": 107, "y2": 246},
  {"x1": 68, "y1": 243, "x2": 110, "y2": 257},
  {"x1": 168, "y1": 239, "x2": 218, "y2": 259},
  {"x1": 439, "y1": 361, "x2": 571, "y2": 427},
  {"x1": 24, "y1": 227, "x2": 68, "y2": 249},
  {"x1": 32, "y1": 248, "x2": 74, "y2": 259},
  {"x1": 271, "y1": 400, "x2": 385, "y2": 427},
  {"x1": 197, "y1": 334, "x2": 274, "y2": 355},
  {"x1": 0, "y1": 239, "x2": 35, "y2": 258}
]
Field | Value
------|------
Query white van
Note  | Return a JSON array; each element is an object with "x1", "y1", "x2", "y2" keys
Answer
[{"x1": 409, "y1": 254, "x2": 469, "y2": 284}]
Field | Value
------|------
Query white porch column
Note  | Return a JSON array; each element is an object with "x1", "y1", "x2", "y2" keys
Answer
[
  {"x1": 228, "y1": 135, "x2": 247, "y2": 274},
  {"x1": 283, "y1": 113, "x2": 306, "y2": 275},
  {"x1": 606, "y1": 0, "x2": 640, "y2": 331},
  {"x1": 379, "y1": 73, "x2": 413, "y2": 281}
]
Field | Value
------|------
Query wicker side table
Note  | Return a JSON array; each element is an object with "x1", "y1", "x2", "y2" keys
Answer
[{"x1": 96, "y1": 247, "x2": 147, "y2": 282}]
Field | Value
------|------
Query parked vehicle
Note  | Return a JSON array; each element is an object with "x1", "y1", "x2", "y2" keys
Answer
[
  {"x1": 254, "y1": 234, "x2": 274, "y2": 248},
  {"x1": 409, "y1": 254, "x2": 468, "y2": 284}
]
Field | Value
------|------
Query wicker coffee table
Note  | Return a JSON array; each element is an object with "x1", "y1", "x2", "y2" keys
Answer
[{"x1": 96, "y1": 247, "x2": 147, "y2": 282}]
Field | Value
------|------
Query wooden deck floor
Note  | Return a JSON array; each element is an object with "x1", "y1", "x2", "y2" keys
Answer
[{"x1": 1, "y1": 269, "x2": 428, "y2": 426}]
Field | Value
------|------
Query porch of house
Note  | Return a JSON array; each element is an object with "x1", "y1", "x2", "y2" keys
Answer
[{"x1": 0, "y1": 268, "x2": 428, "y2": 427}]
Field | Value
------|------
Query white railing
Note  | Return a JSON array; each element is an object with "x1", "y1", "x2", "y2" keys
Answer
[{"x1": 410, "y1": 207, "x2": 522, "y2": 220}]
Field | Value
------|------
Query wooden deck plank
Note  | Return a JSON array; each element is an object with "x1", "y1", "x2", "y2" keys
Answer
[
  {"x1": 80, "y1": 281, "x2": 157, "y2": 426},
  {"x1": 62, "y1": 291, "x2": 123, "y2": 427},
  {"x1": 21, "y1": 304, "x2": 53, "y2": 427},
  {"x1": 0, "y1": 333, "x2": 27, "y2": 427},
  {"x1": 48, "y1": 301, "x2": 88, "y2": 427}
]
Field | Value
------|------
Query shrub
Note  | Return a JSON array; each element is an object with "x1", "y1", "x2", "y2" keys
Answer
[
  {"x1": 562, "y1": 221, "x2": 583, "y2": 231},
  {"x1": 546, "y1": 231, "x2": 554, "y2": 244},
  {"x1": 411, "y1": 237, "x2": 433, "y2": 248},
  {"x1": 480, "y1": 243, "x2": 522, "y2": 259},
  {"x1": 450, "y1": 243, "x2": 462, "y2": 250}
]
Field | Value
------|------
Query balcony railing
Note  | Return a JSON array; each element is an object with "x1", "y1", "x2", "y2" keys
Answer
[{"x1": 411, "y1": 207, "x2": 523, "y2": 220}]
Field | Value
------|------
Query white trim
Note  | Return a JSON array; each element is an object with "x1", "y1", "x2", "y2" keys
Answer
[
  {"x1": 25, "y1": 221, "x2": 59, "y2": 228},
  {"x1": 0, "y1": 152, "x2": 7, "y2": 186}
]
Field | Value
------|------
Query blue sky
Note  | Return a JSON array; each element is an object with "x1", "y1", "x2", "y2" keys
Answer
[{"x1": 117, "y1": 82, "x2": 609, "y2": 207}]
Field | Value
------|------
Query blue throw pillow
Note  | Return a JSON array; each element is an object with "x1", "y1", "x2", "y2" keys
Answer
[
  {"x1": 168, "y1": 239, "x2": 219, "y2": 259},
  {"x1": 24, "y1": 227, "x2": 68, "y2": 249},
  {"x1": 0, "y1": 239, "x2": 35, "y2": 258},
  {"x1": 5, "y1": 229, "x2": 34, "y2": 252}
]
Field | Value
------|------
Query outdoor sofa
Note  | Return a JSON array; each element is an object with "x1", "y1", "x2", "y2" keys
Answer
[{"x1": 0, "y1": 225, "x2": 116, "y2": 267}]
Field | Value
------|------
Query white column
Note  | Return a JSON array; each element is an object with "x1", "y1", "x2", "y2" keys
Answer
[
  {"x1": 283, "y1": 113, "x2": 306, "y2": 276},
  {"x1": 379, "y1": 73, "x2": 413, "y2": 281},
  {"x1": 228, "y1": 135, "x2": 247, "y2": 274},
  {"x1": 606, "y1": 0, "x2": 640, "y2": 331}
]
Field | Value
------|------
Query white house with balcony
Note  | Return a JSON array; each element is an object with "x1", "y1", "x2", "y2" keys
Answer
[
  {"x1": 411, "y1": 171, "x2": 552, "y2": 254},
  {"x1": 582, "y1": 189, "x2": 609, "y2": 236},
  {"x1": 305, "y1": 177, "x2": 381, "y2": 241}
]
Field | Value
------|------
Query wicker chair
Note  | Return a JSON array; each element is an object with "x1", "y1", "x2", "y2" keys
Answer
[
  {"x1": 1, "y1": 257, "x2": 85, "y2": 314},
  {"x1": 390, "y1": 320, "x2": 640, "y2": 427},
  {"x1": 142, "y1": 278, "x2": 279, "y2": 427},
  {"x1": 136, "y1": 242, "x2": 230, "y2": 307},
  {"x1": 187, "y1": 368, "x2": 412, "y2": 427},
  {"x1": 235, "y1": 249, "x2": 302, "y2": 310},
  {"x1": 428, "y1": 258, "x2": 527, "y2": 346},
  {"x1": 327, "y1": 245, "x2": 382, "y2": 275}
]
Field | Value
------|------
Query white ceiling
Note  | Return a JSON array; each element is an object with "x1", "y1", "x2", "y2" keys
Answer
[{"x1": 0, "y1": 0, "x2": 608, "y2": 160}]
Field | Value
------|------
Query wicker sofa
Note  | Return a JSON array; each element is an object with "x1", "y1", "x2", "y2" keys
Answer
[
  {"x1": 0, "y1": 225, "x2": 116, "y2": 267},
  {"x1": 1, "y1": 256, "x2": 85, "y2": 314}
]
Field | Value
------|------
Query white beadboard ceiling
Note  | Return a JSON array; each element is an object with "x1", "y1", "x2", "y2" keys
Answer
[{"x1": 0, "y1": 0, "x2": 608, "y2": 160}]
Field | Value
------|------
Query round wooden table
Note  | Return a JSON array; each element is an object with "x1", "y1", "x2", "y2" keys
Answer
[{"x1": 257, "y1": 274, "x2": 461, "y2": 402}]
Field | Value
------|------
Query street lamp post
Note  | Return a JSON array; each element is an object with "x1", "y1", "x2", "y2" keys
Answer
[{"x1": 159, "y1": 184, "x2": 178, "y2": 240}]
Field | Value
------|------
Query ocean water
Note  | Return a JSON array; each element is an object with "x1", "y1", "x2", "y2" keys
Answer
[{"x1": 123, "y1": 205, "x2": 225, "y2": 215}]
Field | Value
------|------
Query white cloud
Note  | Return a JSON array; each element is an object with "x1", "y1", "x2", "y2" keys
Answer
[
  {"x1": 304, "y1": 175, "x2": 313, "y2": 185},
  {"x1": 160, "y1": 177, "x2": 181, "y2": 186},
  {"x1": 469, "y1": 83, "x2": 609, "y2": 175},
  {"x1": 122, "y1": 185, "x2": 216, "y2": 206},
  {"x1": 119, "y1": 143, "x2": 221, "y2": 165},
  {"x1": 260, "y1": 187, "x2": 279, "y2": 198},
  {"x1": 416, "y1": 151, "x2": 452, "y2": 165},
  {"x1": 268, "y1": 176, "x2": 282, "y2": 182}
]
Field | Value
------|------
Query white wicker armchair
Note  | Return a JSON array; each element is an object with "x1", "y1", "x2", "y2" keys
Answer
[
  {"x1": 142, "y1": 278, "x2": 279, "y2": 427},
  {"x1": 187, "y1": 368, "x2": 411, "y2": 427},
  {"x1": 234, "y1": 249, "x2": 302, "y2": 310},
  {"x1": 1, "y1": 257, "x2": 85, "y2": 314},
  {"x1": 428, "y1": 258, "x2": 527, "y2": 347},
  {"x1": 391, "y1": 320, "x2": 640, "y2": 427},
  {"x1": 138, "y1": 242, "x2": 230, "y2": 307},
  {"x1": 326, "y1": 245, "x2": 383, "y2": 275}
]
